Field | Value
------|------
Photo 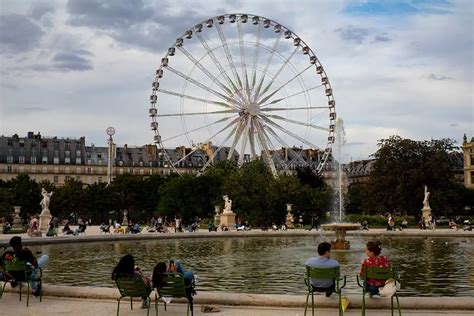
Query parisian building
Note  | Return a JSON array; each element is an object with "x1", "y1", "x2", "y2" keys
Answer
[{"x1": 462, "y1": 134, "x2": 474, "y2": 189}]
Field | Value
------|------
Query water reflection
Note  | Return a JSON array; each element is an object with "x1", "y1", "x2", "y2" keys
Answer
[{"x1": 32, "y1": 236, "x2": 473, "y2": 296}]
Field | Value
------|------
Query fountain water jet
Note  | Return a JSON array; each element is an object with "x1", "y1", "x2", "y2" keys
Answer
[{"x1": 321, "y1": 118, "x2": 360, "y2": 249}]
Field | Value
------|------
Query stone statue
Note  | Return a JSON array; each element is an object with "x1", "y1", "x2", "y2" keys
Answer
[
  {"x1": 223, "y1": 195, "x2": 233, "y2": 214},
  {"x1": 423, "y1": 185, "x2": 430, "y2": 209},
  {"x1": 40, "y1": 188, "x2": 53, "y2": 211}
]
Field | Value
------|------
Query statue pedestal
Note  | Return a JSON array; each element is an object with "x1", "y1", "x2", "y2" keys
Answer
[
  {"x1": 39, "y1": 208, "x2": 52, "y2": 232},
  {"x1": 220, "y1": 212, "x2": 236, "y2": 230},
  {"x1": 422, "y1": 206, "x2": 432, "y2": 227}
]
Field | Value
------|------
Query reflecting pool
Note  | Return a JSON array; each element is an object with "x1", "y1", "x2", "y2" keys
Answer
[{"x1": 31, "y1": 236, "x2": 473, "y2": 296}]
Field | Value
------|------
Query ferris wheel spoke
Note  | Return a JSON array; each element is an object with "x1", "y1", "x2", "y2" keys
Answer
[
  {"x1": 157, "y1": 88, "x2": 235, "y2": 109},
  {"x1": 260, "y1": 121, "x2": 307, "y2": 165},
  {"x1": 215, "y1": 23, "x2": 244, "y2": 91},
  {"x1": 227, "y1": 116, "x2": 248, "y2": 160},
  {"x1": 254, "y1": 119, "x2": 278, "y2": 176},
  {"x1": 248, "y1": 120, "x2": 257, "y2": 158},
  {"x1": 260, "y1": 84, "x2": 324, "y2": 107},
  {"x1": 260, "y1": 105, "x2": 329, "y2": 112},
  {"x1": 257, "y1": 64, "x2": 313, "y2": 105},
  {"x1": 162, "y1": 115, "x2": 237, "y2": 143},
  {"x1": 256, "y1": 120, "x2": 290, "y2": 171},
  {"x1": 238, "y1": 125, "x2": 249, "y2": 166},
  {"x1": 259, "y1": 46, "x2": 299, "y2": 97},
  {"x1": 260, "y1": 115, "x2": 320, "y2": 150},
  {"x1": 250, "y1": 22, "x2": 262, "y2": 91},
  {"x1": 194, "y1": 32, "x2": 246, "y2": 103},
  {"x1": 237, "y1": 20, "x2": 250, "y2": 101},
  {"x1": 157, "y1": 109, "x2": 237, "y2": 117},
  {"x1": 252, "y1": 32, "x2": 283, "y2": 102},
  {"x1": 171, "y1": 116, "x2": 241, "y2": 167},
  {"x1": 166, "y1": 66, "x2": 240, "y2": 108},
  {"x1": 198, "y1": 119, "x2": 242, "y2": 174},
  {"x1": 177, "y1": 46, "x2": 235, "y2": 98},
  {"x1": 265, "y1": 114, "x2": 329, "y2": 132}
]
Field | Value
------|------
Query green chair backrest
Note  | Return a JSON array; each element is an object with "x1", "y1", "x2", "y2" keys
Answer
[
  {"x1": 115, "y1": 275, "x2": 149, "y2": 298},
  {"x1": 4, "y1": 259, "x2": 29, "y2": 281},
  {"x1": 157, "y1": 273, "x2": 187, "y2": 298},
  {"x1": 363, "y1": 266, "x2": 396, "y2": 280},
  {"x1": 306, "y1": 266, "x2": 340, "y2": 280}
]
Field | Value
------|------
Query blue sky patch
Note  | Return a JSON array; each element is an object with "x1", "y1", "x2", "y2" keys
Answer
[{"x1": 344, "y1": 0, "x2": 452, "y2": 16}]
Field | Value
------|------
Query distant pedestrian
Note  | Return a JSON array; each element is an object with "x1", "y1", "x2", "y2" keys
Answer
[{"x1": 299, "y1": 215, "x2": 304, "y2": 229}]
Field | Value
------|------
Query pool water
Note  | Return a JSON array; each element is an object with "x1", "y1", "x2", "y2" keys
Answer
[{"x1": 30, "y1": 236, "x2": 474, "y2": 296}]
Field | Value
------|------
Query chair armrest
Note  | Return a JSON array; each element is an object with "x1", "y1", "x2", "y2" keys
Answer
[
  {"x1": 339, "y1": 275, "x2": 347, "y2": 289},
  {"x1": 356, "y1": 275, "x2": 364, "y2": 288},
  {"x1": 304, "y1": 277, "x2": 310, "y2": 287}
]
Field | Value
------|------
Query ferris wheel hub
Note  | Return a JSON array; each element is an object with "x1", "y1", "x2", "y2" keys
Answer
[{"x1": 247, "y1": 102, "x2": 260, "y2": 117}]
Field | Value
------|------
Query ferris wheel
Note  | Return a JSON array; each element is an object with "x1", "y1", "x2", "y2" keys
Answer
[{"x1": 149, "y1": 13, "x2": 336, "y2": 176}]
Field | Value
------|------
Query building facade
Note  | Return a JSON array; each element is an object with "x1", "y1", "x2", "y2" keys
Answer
[{"x1": 462, "y1": 134, "x2": 474, "y2": 189}]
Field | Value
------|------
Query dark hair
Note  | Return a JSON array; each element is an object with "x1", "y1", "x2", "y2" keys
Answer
[
  {"x1": 152, "y1": 262, "x2": 167, "y2": 289},
  {"x1": 366, "y1": 240, "x2": 382, "y2": 256},
  {"x1": 112, "y1": 254, "x2": 135, "y2": 280},
  {"x1": 318, "y1": 242, "x2": 331, "y2": 256},
  {"x1": 9, "y1": 236, "x2": 22, "y2": 249}
]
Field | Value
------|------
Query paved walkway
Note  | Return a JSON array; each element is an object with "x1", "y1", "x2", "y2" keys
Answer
[{"x1": 1, "y1": 294, "x2": 473, "y2": 316}]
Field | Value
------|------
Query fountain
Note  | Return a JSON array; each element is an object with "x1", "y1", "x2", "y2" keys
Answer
[{"x1": 321, "y1": 118, "x2": 360, "y2": 249}]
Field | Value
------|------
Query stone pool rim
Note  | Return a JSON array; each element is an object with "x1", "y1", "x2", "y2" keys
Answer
[{"x1": 3, "y1": 284, "x2": 474, "y2": 310}]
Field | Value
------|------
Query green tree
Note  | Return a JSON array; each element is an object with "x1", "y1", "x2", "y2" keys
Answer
[
  {"x1": 9, "y1": 174, "x2": 41, "y2": 217},
  {"x1": 50, "y1": 178, "x2": 85, "y2": 219},
  {"x1": 366, "y1": 136, "x2": 459, "y2": 219}
]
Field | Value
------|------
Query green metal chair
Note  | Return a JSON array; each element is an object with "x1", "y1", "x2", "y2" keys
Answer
[
  {"x1": 1, "y1": 258, "x2": 43, "y2": 307},
  {"x1": 304, "y1": 266, "x2": 347, "y2": 316},
  {"x1": 115, "y1": 275, "x2": 152, "y2": 316},
  {"x1": 356, "y1": 266, "x2": 401, "y2": 316},
  {"x1": 154, "y1": 273, "x2": 193, "y2": 316}
]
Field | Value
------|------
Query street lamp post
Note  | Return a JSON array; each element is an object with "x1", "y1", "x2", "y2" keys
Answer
[{"x1": 106, "y1": 127, "x2": 115, "y2": 185}]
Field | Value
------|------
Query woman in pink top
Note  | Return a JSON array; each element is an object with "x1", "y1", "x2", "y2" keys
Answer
[{"x1": 360, "y1": 240, "x2": 390, "y2": 296}]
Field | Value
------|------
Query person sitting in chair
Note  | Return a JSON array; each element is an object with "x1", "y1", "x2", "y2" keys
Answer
[
  {"x1": 112, "y1": 254, "x2": 151, "y2": 309},
  {"x1": 152, "y1": 259, "x2": 196, "y2": 309},
  {"x1": 2, "y1": 236, "x2": 49, "y2": 296},
  {"x1": 360, "y1": 240, "x2": 391, "y2": 297},
  {"x1": 305, "y1": 242, "x2": 340, "y2": 297}
]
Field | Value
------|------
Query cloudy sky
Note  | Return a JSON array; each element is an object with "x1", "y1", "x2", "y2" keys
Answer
[{"x1": 0, "y1": 0, "x2": 472, "y2": 162}]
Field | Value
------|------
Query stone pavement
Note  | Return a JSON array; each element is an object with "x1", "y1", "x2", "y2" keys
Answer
[{"x1": 1, "y1": 294, "x2": 473, "y2": 316}]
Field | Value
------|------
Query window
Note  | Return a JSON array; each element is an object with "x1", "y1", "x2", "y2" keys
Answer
[
  {"x1": 31, "y1": 156, "x2": 37, "y2": 164},
  {"x1": 65, "y1": 157, "x2": 70, "y2": 164},
  {"x1": 86, "y1": 167, "x2": 92, "y2": 174},
  {"x1": 76, "y1": 158, "x2": 81, "y2": 164},
  {"x1": 119, "y1": 168, "x2": 123, "y2": 175},
  {"x1": 140, "y1": 169, "x2": 144, "y2": 175},
  {"x1": 54, "y1": 142, "x2": 59, "y2": 150},
  {"x1": 76, "y1": 167, "x2": 81, "y2": 174},
  {"x1": 76, "y1": 150, "x2": 81, "y2": 156},
  {"x1": 54, "y1": 157, "x2": 59, "y2": 164},
  {"x1": 7, "y1": 156, "x2": 13, "y2": 163},
  {"x1": 42, "y1": 156, "x2": 48, "y2": 164},
  {"x1": 7, "y1": 166, "x2": 12, "y2": 173},
  {"x1": 87, "y1": 159, "x2": 92, "y2": 165},
  {"x1": 7, "y1": 139, "x2": 12, "y2": 146},
  {"x1": 31, "y1": 166, "x2": 36, "y2": 173},
  {"x1": 54, "y1": 176, "x2": 58, "y2": 183},
  {"x1": 471, "y1": 155, "x2": 474, "y2": 166},
  {"x1": 19, "y1": 156, "x2": 25, "y2": 163},
  {"x1": 98, "y1": 176, "x2": 103, "y2": 183},
  {"x1": 19, "y1": 140, "x2": 24, "y2": 147},
  {"x1": 42, "y1": 167, "x2": 48, "y2": 173},
  {"x1": 76, "y1": 176, "x2": 81, "y2": 181},
  {"x1": 54, "y1": 167, "x2": 59, "y2": 173},
  {"x1": 98, "y1": 159, "x2": 103, "y2": 165},
  {"x1": 65, "y1": 176, "x2": 71, "y2": 181},
  {"x1": 65, "y1": 142, "x2": 70, "y2": 150}
]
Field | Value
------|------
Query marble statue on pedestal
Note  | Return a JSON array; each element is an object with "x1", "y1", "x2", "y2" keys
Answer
[
  {"x1": 220, "y1": 195, "x2": 236, "y2": 229},
  {"x1": 423, "y1": 185, "x2": 430, "y2": 209},
  {"x1": 223, "y1": 195, "x2": 233, "y2": 214},
  {"x1": 39, "y1": 188, "x2": 53, "y2": 232}
]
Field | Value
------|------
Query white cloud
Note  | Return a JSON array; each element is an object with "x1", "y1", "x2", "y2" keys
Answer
[{"x1": 0, "y1": 0, "x2": 472, "y2": 162}]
